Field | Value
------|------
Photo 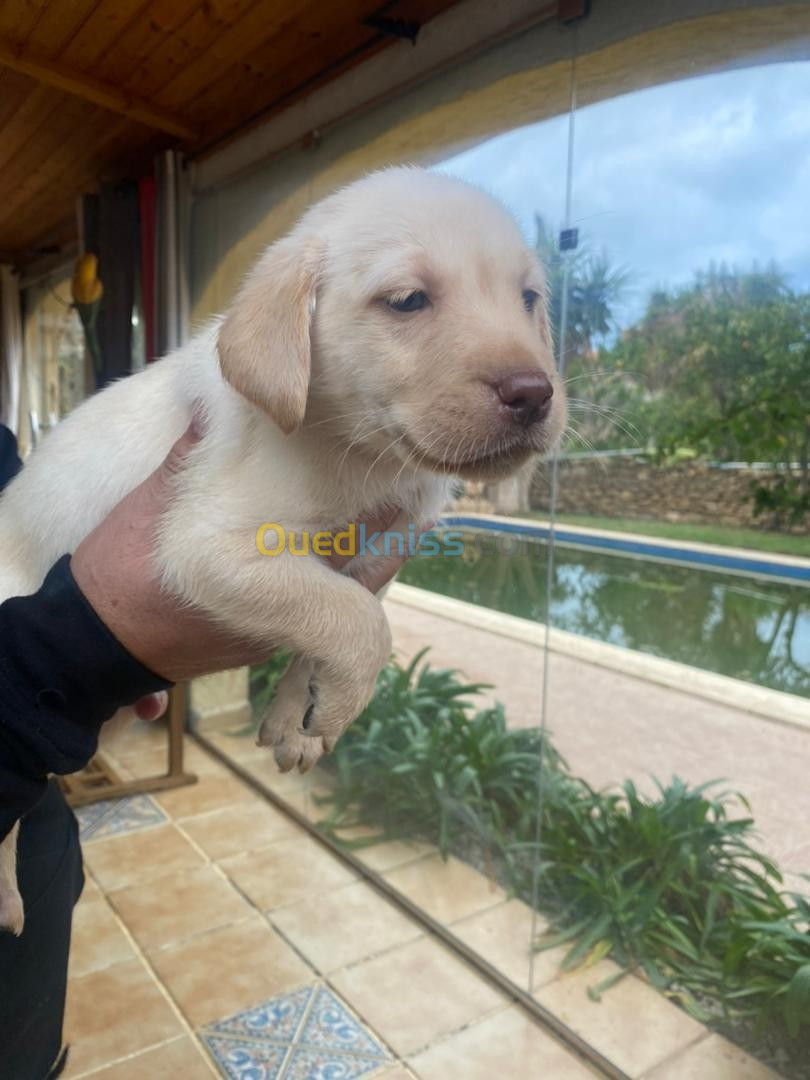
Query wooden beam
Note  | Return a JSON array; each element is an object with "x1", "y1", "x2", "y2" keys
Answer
[{"x1": 0, "y1": 38, "x2": 200, "y2": 140}]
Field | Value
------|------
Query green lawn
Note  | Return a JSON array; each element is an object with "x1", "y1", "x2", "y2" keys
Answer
[{"x1": 524, "y1": 512, "x2": 809, "y2": 558}]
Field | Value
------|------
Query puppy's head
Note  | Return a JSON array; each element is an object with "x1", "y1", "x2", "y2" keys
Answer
[{"x1": 218, "y1": 167, "x2": 566, "y2": 479}]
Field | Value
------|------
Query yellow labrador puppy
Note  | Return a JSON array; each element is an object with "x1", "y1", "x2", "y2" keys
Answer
[{"x1": 0, "y1": 167, "x2": 565, "y2": 932}]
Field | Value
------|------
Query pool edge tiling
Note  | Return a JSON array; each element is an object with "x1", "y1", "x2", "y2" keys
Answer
[{"x1": 442, "y1": 513, "x2": 810, "y2": 583}]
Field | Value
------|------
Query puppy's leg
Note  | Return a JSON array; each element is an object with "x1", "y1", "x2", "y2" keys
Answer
[
  {"x1": 258, "y1": 570, "x2": 397, "y2": 772},
  {"x1": 160, "y1": 534, "x2": 391, "y2": 774},
  {"x1": 257, "y1": 656, "x2": 320, "y2": 771},
  {"x1": 0, "y1": 823, "x2": 24, "y2": 936}
]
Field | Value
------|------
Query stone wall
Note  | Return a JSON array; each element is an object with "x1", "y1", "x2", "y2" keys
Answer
[{"x1": 529, "y1": 458, "x2": 808, "y2": 534}]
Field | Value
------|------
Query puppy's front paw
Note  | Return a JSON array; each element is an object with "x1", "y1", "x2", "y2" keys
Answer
[
  {"x1": 257, "y1": 676, "x2": 325, "y2": 773},
  {"x1": 271, "y1": 727, "x2": 327, "y2": 774},
  {"x1": 0, "y1": 885, "x2": 24, "y2": 936}
]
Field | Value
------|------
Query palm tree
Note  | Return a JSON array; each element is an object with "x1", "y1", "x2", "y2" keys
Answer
[
  {"x1": 535, "y1": 216, "x2": 635, "y2": 451},
  {"x1": 534, "y1": 214, "x2": 630, "y2": 365}
]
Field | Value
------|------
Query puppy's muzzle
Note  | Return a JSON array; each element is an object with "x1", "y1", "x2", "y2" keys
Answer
[{"x1": 494, "y1": 370, "x2": 554, "y2": 430}]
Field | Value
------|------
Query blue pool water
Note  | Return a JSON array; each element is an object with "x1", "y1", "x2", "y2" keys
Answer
[{"x1": 398, "y1": 522, "x2": 810, "y2": 698}]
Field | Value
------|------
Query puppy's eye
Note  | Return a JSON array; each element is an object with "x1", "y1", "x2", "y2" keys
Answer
[
  {"x1": 522, "y1": 288, "x2": 540, "y2": 313},
  {"x1": 386, "y1": 290, "x2": 429, "y2": 313}
]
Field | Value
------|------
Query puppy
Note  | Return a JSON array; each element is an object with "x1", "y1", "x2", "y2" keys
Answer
[{"x1": 0, "y1": 167, "x2": 565, "y2": 932}]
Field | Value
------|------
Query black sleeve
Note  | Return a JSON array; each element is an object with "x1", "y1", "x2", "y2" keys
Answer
[{"x1": 0, "y1": 555, "x2": 172, "y2": 842}]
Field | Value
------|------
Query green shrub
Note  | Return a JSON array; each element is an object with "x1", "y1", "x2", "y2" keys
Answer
[
  {"x1": 307, "y1": 651, "x2": 810, "y2": 1051},
  {"x1": 318, "y1": 648, "x2": 566, "y2": 859}
]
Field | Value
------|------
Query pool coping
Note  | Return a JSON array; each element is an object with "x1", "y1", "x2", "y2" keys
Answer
[
  {"x1": 388, "y1": 583, "x2": 810, "y2": 733},
  {"x1": 440, "y1": 513, "x2": 810, "y2": 585}
]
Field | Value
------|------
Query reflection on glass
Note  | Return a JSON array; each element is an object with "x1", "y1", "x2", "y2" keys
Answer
[{"x1": 400, "y1": 532, "x2": 809, "y2": 695}]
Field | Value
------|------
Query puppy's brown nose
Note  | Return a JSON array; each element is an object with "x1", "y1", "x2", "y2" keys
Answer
[{"x1": 496, "y1": 371, "x2": 554, "y2": 428}]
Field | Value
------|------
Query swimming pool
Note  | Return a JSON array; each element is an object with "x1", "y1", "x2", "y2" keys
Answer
[{"x1": 398, "y1": 521, "x2": 810, "y2": 698}]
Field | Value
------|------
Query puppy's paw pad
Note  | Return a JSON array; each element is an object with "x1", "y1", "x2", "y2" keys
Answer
[{"x1": 272, "y1": 730, "x2": 325, "y2": 774}]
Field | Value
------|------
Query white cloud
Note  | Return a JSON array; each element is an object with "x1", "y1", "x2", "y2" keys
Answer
[{"x1": 437, "y1": 60, "x2": 810, "y2": 326}]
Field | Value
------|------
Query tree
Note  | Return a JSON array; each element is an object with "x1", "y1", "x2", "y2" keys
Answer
[
  {"x1": 605, "y1": 264, "x2": 810, "y2": 524},
  {"x1": 534, "y1": 216, "x2": 635, "y2": 451},
  {"x1": 534, "y1": 215, "x2": 630, "y2": 361}
]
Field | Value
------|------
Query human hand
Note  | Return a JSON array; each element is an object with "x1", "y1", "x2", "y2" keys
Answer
[{"x1": 70, "y1": 420, "x2": 420, "y2": 686}]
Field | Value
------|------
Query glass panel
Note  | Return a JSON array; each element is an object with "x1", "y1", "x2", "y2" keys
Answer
[
  {"x1": 188, "y1": 9, "x2": 809, "y2": 1076},
  {"x1": 20, "y1": 272, "x2": 86, "y2": 453}
]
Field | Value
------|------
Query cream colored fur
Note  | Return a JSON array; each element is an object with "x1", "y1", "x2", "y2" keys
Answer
[{"x1": 0, "y1": 167, "x2": 565, "y2": 933}]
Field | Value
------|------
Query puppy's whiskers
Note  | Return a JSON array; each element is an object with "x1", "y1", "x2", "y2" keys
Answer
[
  {"x1": 392, "y1": 426, "x2": 445, "y2": 487},
  {"x1": 568, "y1": 399, "x2": 641, "y2": 444},
  {"x1": 360, "y1": 432, "x2": 408, "y2": 497},
  {"x1": 336, "y1": 420, "x2": 394, "y2": 478}
]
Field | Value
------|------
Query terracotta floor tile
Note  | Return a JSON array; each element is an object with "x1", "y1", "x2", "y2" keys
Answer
[
  {"x1": 220, "y1": 836, "x2": 355, "y2": 911},
  {"x1": 64, "y1": 959, "x2": 183, "y2": 1076},
  {"x1": 83, "y1": 823, "x2": 206, "y2": 892},
  {"x1": 408, "y1": 1005, "x2": 597, "y2": 1079},
  {"x1": 643, "y1": 1033, "x2": 780, "y2": 1079},
  {"x1": 110, "y1": 739, "x2": 227, "y2": 781},
  {"x1": 179, "y1": 802, "x2": 299, "y2": 860},
  {"x1": 255, "y1": 777, "x2": 337, "y2": 823},
  {"x1": 331, "y1": 825, "x2": 434, "y2": 873},
  {"x1": 109, "y1": 865, "x2": 253, "y2": 952},
  {"x1": 79, "y1": 1035, "x2": 214, "y2": 1079},
  {"x1": 357, "y1": 842, "x2": 434, "y2": 874},
  {"x1": 69, "y1": 898, "x2": 135, "y2": 978},
  {"x1": 383, "y1": 853, "x2": 504, "y2": 924},
  {"x1": 77, "y1": 874, "x2": 103, "y2": 903},
  {"x1": 182, "y1": 740, "x2": 236, "y2": 775},
  {"x1": 155, "y1": 773, "x2": 259, "y2": 819},
  {"x1": 237, "y1": 752, "x2": 336, "y2": 814},
  {"x1": 149, "y1": 917, "x2": 314, "y2": 1026},
  {"x1": 100, "y1": 718, "x2": 168, "y2": 756},
  {"x1": 271, "y1": 880, "x2": 422, "y2": 972},
  {"x1": 330, "y1": 937, "x2": 504, "y2": 1057},
  {"x1": 534, "y1": 960, "x2": 705, "y2": 1075},
  {"x1": 103, "y1": 747, "x2": 175, "y2": 781},
  {"x1": 196, "y1": 729, "x2": 260, "y2": 765},
  {"x1": 450, "y1": 899, "x2": 565, "y2": 990}
]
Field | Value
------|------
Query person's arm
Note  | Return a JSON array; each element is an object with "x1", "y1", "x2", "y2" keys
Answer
[
  {"x1": 0, "y1": 420, "x2": 416, "y2": 842},
  {"x1": 0, "y1": 556, "x2": 170, "y2": 842}
]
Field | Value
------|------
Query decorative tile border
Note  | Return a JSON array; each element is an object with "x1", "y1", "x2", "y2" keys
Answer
[
  {"x1": 75, "y1": 794, "x2": 168, "y2": 842},
  {"x1": 201, "y1": 984, "x2": 392, "y2": 1079}
]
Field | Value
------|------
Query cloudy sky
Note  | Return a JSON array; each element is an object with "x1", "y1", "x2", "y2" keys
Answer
[{"x1": 437, "y1": 60, "x2": 810, "y2": 329}]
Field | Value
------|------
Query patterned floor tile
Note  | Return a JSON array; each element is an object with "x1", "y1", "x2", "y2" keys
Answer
[
  {"x1": 75, "y1": 794, "x2": 167, "y2": 842},
  {"x1": 204, "y1": 1036, "x2": 288, "y2": 1079},
  {"x1": 206, "y1": 987, "x2": 312, "y2": 1043},
  {"x1": 299, "y1": 987, "x2": 389, "y2": 1057},
  {"x1": 201, "y1": 984, "x2": 392, "y2": 1080},
  {"x1": 284, "y1": 1047, "x2": 388, "y2": 1079}
]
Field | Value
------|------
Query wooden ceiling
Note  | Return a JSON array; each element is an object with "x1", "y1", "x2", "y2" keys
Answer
[{"x1": 0, "y1": 0, "x2": 461, "y2": 264}]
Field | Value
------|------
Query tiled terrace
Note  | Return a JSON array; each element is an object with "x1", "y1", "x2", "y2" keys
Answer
[
  {"x1": 384, "y1": 595, "x2": 810, "y2": 897},
  {"x1": 63, "y1": 711, "x2": 780, "y2": 1080}
]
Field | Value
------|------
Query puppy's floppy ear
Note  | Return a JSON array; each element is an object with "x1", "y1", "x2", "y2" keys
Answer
[{"x1": 217, "y1": 233, "x2": 320, "y2": 434}]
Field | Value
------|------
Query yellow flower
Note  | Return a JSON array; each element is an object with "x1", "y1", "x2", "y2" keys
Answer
[{"x1": 71, "y1": 254, "x2": 103, "y2": 306}]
